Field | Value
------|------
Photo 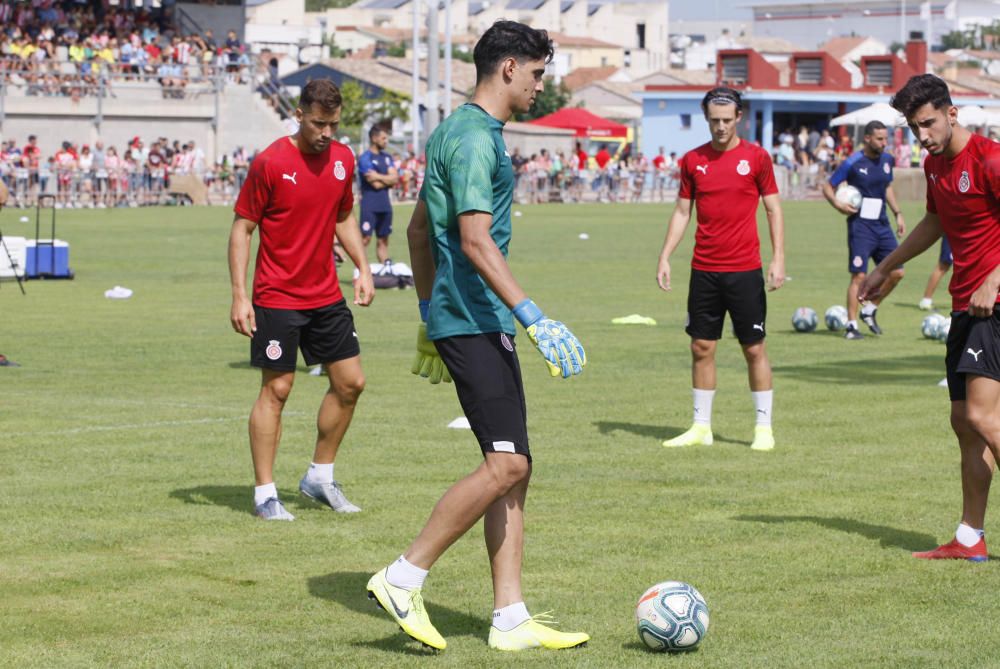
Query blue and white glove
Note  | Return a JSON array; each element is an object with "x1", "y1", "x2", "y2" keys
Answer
[
  {"x1": 513, "y1": 298, "x2": 586, "y2": 378},
  {"x1": 411, "y1": 299, "x2": 451, "y2": 384}
]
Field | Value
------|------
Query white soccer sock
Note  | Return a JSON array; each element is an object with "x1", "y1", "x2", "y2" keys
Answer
[
  {"x1": 307, "y1": 462, "x2": 334, "y2": 483},
  {"x1": 492, "y1": 602, "x2": 531, "y2": 631},
  {"x1": 861, "y1": 303, "x2": 876, "y2": 316},
  {"x1": 752, "y1": 390, "x2": 773, "y2": 426},
  {"x1": 254, "y1": 482, "x2": 278, "y2": 506},
  {"x1": 956, "y1": 522, "x2": 984, "y2": 547},
  {"x1": 385, "y1": 555, "x2": 428, "y2": 591},
  {"x1": 847, "y1": 320, "x2": 859, "y2": 330},
  {"x1": 692, "y1": 388, "x2": 715, "y2": 425}
]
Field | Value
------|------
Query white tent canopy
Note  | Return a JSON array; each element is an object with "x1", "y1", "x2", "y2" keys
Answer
[
  {"x1": 957, "y1": 105, "x2": 1000, "y2": 127},
  {"x1": 830, "y1": 102, "x2": 905, "y2": 128}
]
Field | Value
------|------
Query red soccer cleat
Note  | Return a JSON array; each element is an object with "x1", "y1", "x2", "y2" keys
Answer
[{"x1": 913, "y1": 537, "x2": 988, "y2": 562}]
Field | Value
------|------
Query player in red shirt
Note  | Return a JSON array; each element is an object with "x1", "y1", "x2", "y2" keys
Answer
[
  {"x1": 229, "y1": 79, "x2": 375, "y2": 521},
  {"x1": 861, "y1": 74, "x2": 1000, "y2": 561},
  {"x1": 656, "y1": 86, "x2": 786, "y2": 452}
]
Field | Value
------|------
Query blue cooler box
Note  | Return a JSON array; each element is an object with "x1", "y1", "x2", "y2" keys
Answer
[{"x1": 26, "y1": 239, "x2": 72, "y2": 278}]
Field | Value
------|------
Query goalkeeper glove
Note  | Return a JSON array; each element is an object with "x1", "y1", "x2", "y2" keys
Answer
[
  {"x1": 411, "y1": 300, "x2": 451, "y2": 384},
  {"x1": 512, "y1": 298, "x2": 586, "y2": 378}
]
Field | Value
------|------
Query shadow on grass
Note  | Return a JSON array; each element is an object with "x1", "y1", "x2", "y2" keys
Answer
[
  {"x1": 308, "y1": 571, "x2": 486, "y2": 651},
  {"x1": 772, "y1": 353, "x2": 942, "y2": 386},
  {"x1": 621, "y1": 639, "x2": 701, "y2": 654},
  {"x1": 171, "y1": 485, "x2": 248, "y2": 514},
  {"x1": 594, "y1": 421, "x2": 750, "y2": 447},
  {"x1": 170, "y1": 485, "x2": 341, "y2": 516},
  {"x1": 735, "y1": 514, "x2": 938, "y2": 551}
]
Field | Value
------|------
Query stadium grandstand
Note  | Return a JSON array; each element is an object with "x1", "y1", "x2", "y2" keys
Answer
[{"x1": 0, "y1": 0, "x2": 288, "y2": 193}]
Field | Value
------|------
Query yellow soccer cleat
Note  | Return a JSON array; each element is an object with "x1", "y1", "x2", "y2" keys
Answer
[
  {"x1": 750, "y1": 425, "x2": 775, "y2": 451},
  {"x1": 663, "y1": 423, "x2": 713, "y2": 448},
  {"x1": 366, "y1": 568, "x2": 447, "y2": 650},
  {"x1": 488, "y1": 612, "x2": 590, "y2": 651}
]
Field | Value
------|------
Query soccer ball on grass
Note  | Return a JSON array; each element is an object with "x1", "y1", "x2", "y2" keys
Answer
[
  {"x1": 792, "y1": 307, "x2": 818, "y2": 332},
  {"x1": 636, "y1": 581, "x2": 709, "y2": 652},
  {"x1": 825, "y1": 305, "x2": 848, "y2": 331},
  {"x1": 922, "y1": 313, "x2": 947, "y2": 340}
]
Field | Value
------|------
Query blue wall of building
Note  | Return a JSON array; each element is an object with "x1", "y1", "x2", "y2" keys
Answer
[{"x1": 641, "y1": 97, "x2": 709, "y2": 159}]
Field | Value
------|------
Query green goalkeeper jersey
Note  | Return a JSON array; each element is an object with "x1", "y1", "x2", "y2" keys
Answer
[{"x1": 420, "y1": 103, "x2": 516, "y2": 340}]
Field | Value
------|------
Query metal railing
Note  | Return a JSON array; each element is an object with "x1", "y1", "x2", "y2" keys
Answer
[{"x1": 0, "y1": 165, "x2": 247, "y2": 208}]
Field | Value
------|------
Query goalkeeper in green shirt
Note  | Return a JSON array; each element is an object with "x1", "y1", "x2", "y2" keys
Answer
[{"x1": 366, "y1": 20, "x2": 588, "y2": 652}]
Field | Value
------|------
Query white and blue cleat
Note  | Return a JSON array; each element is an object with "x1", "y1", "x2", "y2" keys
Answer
[
  {"x1": 299, "y1": 476, "x2": 361, "y2": 513},
  {"x1": 255, "y1": 497, "x2": 295, "y2": 521}
]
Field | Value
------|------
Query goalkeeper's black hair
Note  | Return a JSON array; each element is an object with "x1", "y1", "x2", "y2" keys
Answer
[{"x1": 473, "y1": 21, "x2": 554, "y2": 85}]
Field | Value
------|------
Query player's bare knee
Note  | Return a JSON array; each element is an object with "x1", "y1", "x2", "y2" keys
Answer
[
  {"x1": 690, "y1": 339, "x2": 714, "y2": 361},
  {"x1": 890, "y1": 268, "x2": 905, "y2": 280},
  {"x1": 260, "y1": 376, "x2": 294, "y2": 406},
  {"x1": 741, "y1": 341, "x2": 767, "y2": 363},
  {"x1": 333, "y1": 373, "x2": 365, "y2": 405},
  {"x1": 485, "y1": 454, "x2": 530, "y2": 492}
]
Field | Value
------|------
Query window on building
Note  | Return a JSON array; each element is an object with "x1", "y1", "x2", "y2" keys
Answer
[
  {"x1": 601, "y1": 56, "x2": 608, "y2": 67},
  {"x1": 795, "y1": 58, "x2": 822, "y2": 84},
  {"x1": 637, "y1": 23, "x2": 646, "y2": 50},
  {"x1": 866, "y1": 61, "x2": 893, "y2": 86},
  {"x1": 721, "y1": 55, "x2": 748, "y2": 85},
  {"x1": 680, "y1": 114, "x2": 692, "y2": 129}
]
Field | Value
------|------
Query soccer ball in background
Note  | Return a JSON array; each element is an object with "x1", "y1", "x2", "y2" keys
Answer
[
  {"x1": 825, "y1": 305, "x2": 849, "y2": 331},
  {"x1": 922, "y1": 313, "x2": 947, "y2": 340},
  {"x1": 636, "y1": 581, "x2": 710, "y2": 652},
  {"x1": 792, "y1": 307, "x2": 818, "y2": 332},
  {"x1": 835, "y1": 185, "x2": 863, "y2": 209},
  {"x1": 937, "y1": 317, "x2": 952, "y2": 342}
]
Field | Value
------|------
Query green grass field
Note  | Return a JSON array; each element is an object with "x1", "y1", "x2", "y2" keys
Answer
[{"x1": 3, "y1": 200, "x2": 999, "y2": 668}]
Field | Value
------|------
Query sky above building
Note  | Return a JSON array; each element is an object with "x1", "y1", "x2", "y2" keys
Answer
[{"x1": 670, "y1": 0, "x2": 752, "y2": 20}]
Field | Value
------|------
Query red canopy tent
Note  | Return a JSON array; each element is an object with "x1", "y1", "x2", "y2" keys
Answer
[{"x1": 527, "y1": 108, "x2": 628, "y2": 138}]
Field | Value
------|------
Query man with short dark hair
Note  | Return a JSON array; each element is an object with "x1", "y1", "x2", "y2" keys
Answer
[
  {"x1": 229, "y1": 78, "x2": 374, "y2": 521},
  {"x1": 657, "y1": 86, "x2": 785, "y2": 451},
  {"x1": 861, "y1": 74, "x2": 1000, "y2": 561},
  {"x1": 357, "y1": 124, "x2": 398, "y2": 263},
  {"x1": 821, "y1": 120, "x2": 906, "y2": 339},
  {"x1": 366, "y1": 20, "x2": 589, "y2": 652}
]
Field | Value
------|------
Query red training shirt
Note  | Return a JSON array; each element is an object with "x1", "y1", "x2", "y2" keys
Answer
[
  {"x1": 234, "y1": 137, "x2": 355, "y2": 309},
  {"x1": 925, "y1": 133, "x2": 1000, "y2": 311},
  {"x1": 576, "y1": 148, "x2": 587, "y2": 170},
  {"x1": 678, "y1": 140, "x2": 778, "y2": 272}
]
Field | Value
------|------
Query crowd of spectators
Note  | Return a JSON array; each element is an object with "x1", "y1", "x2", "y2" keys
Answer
[
  {"x1": 0, "y1": 1, "x2": 251, "y2": 99},
  {"x1": 506, "y1": 143, "x2": 680, "y2": 204},
  {"x1": 0, "y1": 133, "x2": 254, "y2": 208}
]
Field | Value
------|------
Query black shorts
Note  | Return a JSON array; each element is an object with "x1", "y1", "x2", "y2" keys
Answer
[
  {"x1": 360, "y1": 205, "x2": 392, "y2": 239},
  {"x1": 250, "y1": 299, "x2": 360, "y2": 372},
  {"x1": 945, "y1": 309, "x2": 1000, "y2": 401},
  {"x1": 434, "y1": 332, "x2": 531, "y2": 461},
  {"x1": 686, "y1": 268, "x2": 767, "y2": 344}
]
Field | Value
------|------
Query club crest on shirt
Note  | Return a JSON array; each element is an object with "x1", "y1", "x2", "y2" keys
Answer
[
  {"x1": 883, "y1": 162, "x2": 891, "y2": 174},
  {"x1": 265, "y1": 340, "x2": 283, "y2": 360},
  {"x1": 959, "y1": 170, "x2": 971, "y2": 193},
  {"x1": 333, "y1": 160, "x2": 346, "y2": 181},
  {"x1": 736, "y1": 159, "x2": 750, "y2": 176}
]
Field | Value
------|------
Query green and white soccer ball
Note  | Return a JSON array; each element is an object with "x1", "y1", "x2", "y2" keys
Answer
[
  {"x1": 825, "y1": 305, "x2": 848, "y2": 331},
  {"x1": 636, "y1": 581, "x2": 710, "y2": 652},
  {"x1": 922, "y1": 313, "x2": 947, "y2": 339},
  {"x1": 792, "y1": 307, "x2": 818, "y2": 332}
]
